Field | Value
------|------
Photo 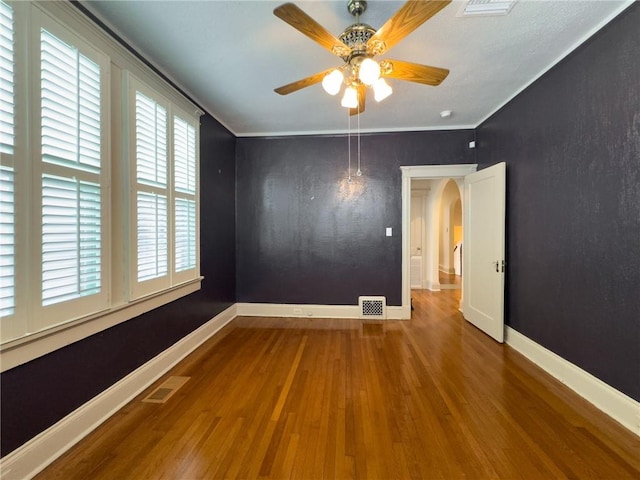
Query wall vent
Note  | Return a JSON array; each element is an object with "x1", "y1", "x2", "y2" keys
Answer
[
  {"x1": 359, "y1": 296, "x2": 387, "y2": 319},
  {"x1": 142, "y1": 376, "x2": 190, "y2": 404}
]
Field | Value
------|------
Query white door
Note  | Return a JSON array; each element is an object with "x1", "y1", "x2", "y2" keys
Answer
[{"x1": 462, "y1": 162, "x2": 506, "y2": 342}]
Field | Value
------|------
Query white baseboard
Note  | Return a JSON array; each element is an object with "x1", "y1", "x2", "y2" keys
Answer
[
  {"x1": 506, "y1": 327, "x2": 640, "y2": 436},
  {"x1": 439, "y1": 267, "x2": 455, "y2": 275},
  {"x1": 0, "y1": 305, "x2": 237, "y2": 480},
  {"x1": 428, "y1": 282, "x2": 441, "y2": 291},
  {"x1": 236, "y1": 303, "x2": 406, "y2": 320}
]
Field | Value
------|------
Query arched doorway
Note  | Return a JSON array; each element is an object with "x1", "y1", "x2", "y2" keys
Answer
[{"x1": 438, "y1": 180, "x2": 462, "y2": 288}]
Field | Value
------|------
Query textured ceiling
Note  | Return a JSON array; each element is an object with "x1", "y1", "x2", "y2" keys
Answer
[{"x1": 83, "y1": 0, "x2": 633, "y2": 136}]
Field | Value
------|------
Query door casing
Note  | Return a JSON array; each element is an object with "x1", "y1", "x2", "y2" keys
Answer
[{"x1": 400, "y1": 164, "x2": 478, "y2": 318}]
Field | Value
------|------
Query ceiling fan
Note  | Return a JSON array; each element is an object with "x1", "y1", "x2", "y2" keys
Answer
[{"x1": 273, "y1": 0, "x2": 452, "y2": 115}]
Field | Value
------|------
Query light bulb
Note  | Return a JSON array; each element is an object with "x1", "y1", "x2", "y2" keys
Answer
[
  {"x1": 341, "y1": 86, "x2": 358, "y2": 109},
  {"x1": 373, "y1": 78, "x2": 392, "y2": 102},
  {"x1": 358, "y1": 58, "x2": 381, "y2": 86},
  {"x1": 321, "y1": 69, "x2": 344, "y2": 96}
]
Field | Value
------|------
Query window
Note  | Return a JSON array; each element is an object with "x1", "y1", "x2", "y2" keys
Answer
[
  {"x1": 134, "y1": 90, "x2": 168, "y2": 286},
  {"x1": 0, "y1": 5, "x2": 110, "y2": 343},
  {"x1": 0, "y1": 1, "x2": 201, "y2": 362},
  {"x1": 173, "y1": 114, "x2": 198, "y2": 279},
  {"x1": 128, "y1": 76, "x2": 200, "y2": 299},
  {"x1": 39, "y1": 28, "x2": 107, "y2": 318}
]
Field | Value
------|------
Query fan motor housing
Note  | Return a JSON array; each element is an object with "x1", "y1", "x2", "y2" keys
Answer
[{"x1": 339, "y1": 23, "x2": 376, "y2": 60}]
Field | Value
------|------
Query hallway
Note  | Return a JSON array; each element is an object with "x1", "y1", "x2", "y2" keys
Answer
[{"x1": 37, "y1": 291, "x2": 640, "y2": 479}]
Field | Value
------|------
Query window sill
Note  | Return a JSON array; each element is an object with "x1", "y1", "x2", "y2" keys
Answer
[{"x1": 0, "y1": 277, "x2": 203, "y2": 372}]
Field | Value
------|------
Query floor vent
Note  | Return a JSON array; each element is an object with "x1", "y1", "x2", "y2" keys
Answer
[
  {"x1": 359, "y1": 296, "x2": 387, "y2": 319},
  {"x1": 142, "y1": 376, "x2": 190, "y2": 404}
]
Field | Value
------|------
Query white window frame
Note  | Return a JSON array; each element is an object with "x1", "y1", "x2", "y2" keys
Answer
[
  {"x1": 172, "y1": 106, "x2": 200, "y2": 285},
  {"x1": 126, "y1": 75, "x2": 171, "y2": 299},
  {"x1": 126, "y1": 73, "x2": 201, "y2": 300},
  {"x1": 30, "y1": 7, "x2": 111, "y2": 332}
]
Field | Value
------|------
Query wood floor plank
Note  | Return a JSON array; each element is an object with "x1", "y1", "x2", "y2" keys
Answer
[{"x1": 35, "y1": 290, "x2": 640, "y2": 480}]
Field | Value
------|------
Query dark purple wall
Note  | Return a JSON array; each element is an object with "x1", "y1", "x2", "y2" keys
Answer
[
  {"x1": 476, "y1": 4, "x2": 640, "y2": 400},
  {"x1": 236, "y1": 131, "x2": 475, "y2": 306},
  {"x1": 0, "y1": 114, "x2": 237, "y2": 456}
]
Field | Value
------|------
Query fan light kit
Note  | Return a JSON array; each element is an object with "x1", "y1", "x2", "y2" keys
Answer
[{"x1": 274, "y1": 0, "x2": 452, "y2": 115}]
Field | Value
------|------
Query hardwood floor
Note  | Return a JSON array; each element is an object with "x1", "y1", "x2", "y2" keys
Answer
[
  {"x1": 438, "y1": 271, "x2": 460, "y2": 286},
  {"x1": 37, "y1": 290, "x2": 639, "y2": 479}
]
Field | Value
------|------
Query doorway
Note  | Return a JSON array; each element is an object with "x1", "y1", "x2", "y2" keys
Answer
[
  {"x1": 400, "y1": 164, "x2": 478, "y2": 318},
  {"x1": 438, "y1": 180, "x2": 462, "y2": 289},
  {"x1": 409, "y1": 178, "x2": 462, "y2": 291}
]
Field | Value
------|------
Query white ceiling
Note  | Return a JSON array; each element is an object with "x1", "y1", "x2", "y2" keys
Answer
[{"x1": 82, "y1": 0, "x2": 632, "y2": 137}]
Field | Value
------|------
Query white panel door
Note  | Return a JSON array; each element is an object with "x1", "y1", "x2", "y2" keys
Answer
[{"x1": 462, "y1": 162, "x2": 506, "y2": 342}]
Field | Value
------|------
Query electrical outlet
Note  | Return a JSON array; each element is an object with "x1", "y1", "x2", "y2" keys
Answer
[{"x1": 293, "y1": 308, "x2": 302, "y2": 315}]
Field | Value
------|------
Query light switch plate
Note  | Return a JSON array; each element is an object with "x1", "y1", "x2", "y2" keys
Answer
[{"x1": 386, "y1": 227, "x2": 392, "y2": 237}]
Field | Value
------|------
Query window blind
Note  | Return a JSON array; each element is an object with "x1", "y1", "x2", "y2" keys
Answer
[
  {"x1": 0, "y1": 166, "x2": 14, "y2": 316},
  {"x1": 137, "y1": 191, "x2": 167, "y2": 282},
  {"x1": 0, "y1": 0, "x2": 14, "y2": 318},
  {"x1": 40, "y1": 28, "x2": 102, "y2": 307},
  {"x1": 173, "y1": 116, "x2": 195, "y2": 194},
  {"x1": 41, "y1": 29, "x2": 101, "y2": 172},
  {"x1": 173, "y1": 115, "x2": 196, "y2": 273},
  {"x1": 135, "y1": 91, "x2": 168, "y2": 283},
  {"x1": 174, "y1": 197, "x2": 195, "y2": 272},
  {"x1": 0, "y1": 0, "x2": 14, "y2": 155},
  {"x1": 136, "y1": 92, "x2": 166, "y2": 187},
  {"x1": 41, "y1": 174, "x2": 101, "y2": 306}
]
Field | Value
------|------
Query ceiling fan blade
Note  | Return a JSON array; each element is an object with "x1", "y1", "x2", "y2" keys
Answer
[
  {"x1": 274, "y1": 68, "x2": 336, "y2": 95},
  {"x1": 381, "y1": 59, "x2": 449, "y2": 86},
  {"x1": 274, "y1": 3, "x2": 349, "y2": 57},
  {"x1": 368, "y1": 0, "x2": 451, "y2": 55},
  {"x1": 349, "y1": 84, "x2": 366, "y2": 116}
]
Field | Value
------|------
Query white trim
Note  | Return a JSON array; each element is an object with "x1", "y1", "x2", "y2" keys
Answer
[
  {"x1": 0, "y1": 279, "x2": 202, "y2": 372},
  {"x1": 237, "y1": 124, "x2": 476, "y2": 138},
  {"x1": 236, "y1": 303, "x2": 406, "y2": 320},
  {"x1": 401, "y1": 164, "x2": 477, "y2": 178},
  {"x1": 506, "y1": 327, "x2": 640, "y2": 437},
  {"x1": 401, "y1": 165, "x2": 478, "y2": 318},
  {"x1": 0, "y1": 304, "x2": 236, "y2": 480}
]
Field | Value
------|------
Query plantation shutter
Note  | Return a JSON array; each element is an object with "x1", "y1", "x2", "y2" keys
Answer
[
  {"x1": 39, "y1": 27, "x2": 105, "y2": 311},
  {"x1": 173, "y1": 115, "x2": 197, "y2": 274},
  {"x1": 0, "y1": 0, "x2": 14, "y2": 155},
  {"x1": 0, "y1": 166, "x2": 13, "y2": 317},
  {"x1": 134, "y1": 90, "x2": 169, "y2": 287},
  {"x1": 0, "y1": 0, "x2": 15, "y2": 319}
]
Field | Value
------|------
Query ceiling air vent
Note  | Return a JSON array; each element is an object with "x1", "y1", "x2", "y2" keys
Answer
[{"x1": 459, "y1": 0, "x2": 517, "y2": 17}]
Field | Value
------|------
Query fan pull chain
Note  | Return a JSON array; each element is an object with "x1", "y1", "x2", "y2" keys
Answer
[
  {"x1": 347, "y1": 107, "x2": 352, "y2": 183},
  {"x1": 356, "y1": 106, "x2": 362, "y2": 176}
]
